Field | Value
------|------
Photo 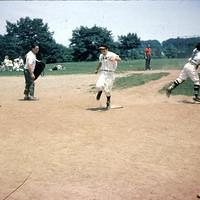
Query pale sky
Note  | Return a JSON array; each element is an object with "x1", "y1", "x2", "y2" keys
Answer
[{"x1": 0, "y1": 0, "x2": 200, "y2": 46}]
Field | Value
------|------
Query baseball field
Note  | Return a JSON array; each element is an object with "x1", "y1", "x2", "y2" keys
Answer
[{"x1": 0, "y1": 59, "x2": 200, "y2": 200}]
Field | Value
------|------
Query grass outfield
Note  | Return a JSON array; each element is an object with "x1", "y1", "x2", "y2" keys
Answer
[
  {"x1": 46, "y1": 58, "x2": 186, "y2": 74},
  {"x1": 114, "y1": 72, "x2": 170, "y2": 89},
  {"x1": 117, "y1": 58, "x2": 186, "y2": 72},
  {"x1": 0, "y1": 58, "x2": 187, "y2": 76}
]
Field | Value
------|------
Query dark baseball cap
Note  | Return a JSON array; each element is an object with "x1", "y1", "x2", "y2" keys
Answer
[{"x1": 99, "y1": 44, "x2": 108, "y2": 50}]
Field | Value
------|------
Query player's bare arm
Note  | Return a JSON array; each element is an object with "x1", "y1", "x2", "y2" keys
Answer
[
  {"x1": 110, "y1": 55, "x2": 121, "y2": 62},
  {"x1": 115, "y1": 55, "x2": 121, "y2": 61},
  {"x1": 28, "y1": 64, "x2": 35, "y2": 80}
]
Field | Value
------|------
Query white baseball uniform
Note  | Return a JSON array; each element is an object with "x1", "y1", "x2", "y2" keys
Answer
[
  {"x1": 177, "y1": 48, "x2": 200, "y2": 85},
  {"x1": 96, "y1": 51, "x2": 119, "y2": 96},
  {"x1": 24, "y1": 51, "x2": 37, "y2": 72}
]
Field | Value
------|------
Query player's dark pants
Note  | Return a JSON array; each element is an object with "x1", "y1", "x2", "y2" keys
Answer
[
  {"x1": 24, "y1": 69, "x2": 35, "y2": 97},
  {"x1": 145, "y1": 56, "x2": 151, "y2": 70}
]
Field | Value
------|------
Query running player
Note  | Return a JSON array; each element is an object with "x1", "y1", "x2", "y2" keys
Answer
[
  {"x1": 166, "y1": 43, "x2": 200, "y2": 102},
  {"x1": 95, "y1": 45, "x2": 121, "y2": 109}
]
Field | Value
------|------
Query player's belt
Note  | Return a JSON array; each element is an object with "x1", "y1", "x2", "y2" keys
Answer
[
  {"x1": 189, "y1": 60, "x2": 198, "y2": 66},
  {"x1": 101, "y1": 69, "x2": 114, "y2": 72}
]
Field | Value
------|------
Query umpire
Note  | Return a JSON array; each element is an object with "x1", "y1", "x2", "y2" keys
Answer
[{"x1": 23, "y1": 43, "x2": 39, "y2": 100}]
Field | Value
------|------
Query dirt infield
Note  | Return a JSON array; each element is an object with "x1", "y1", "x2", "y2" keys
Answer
[{"x1": 0, "y1": 70, "x2": 200, "y2": 200}]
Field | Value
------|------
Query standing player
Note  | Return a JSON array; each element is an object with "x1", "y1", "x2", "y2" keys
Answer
[
  {"x1": 144, "y1": 44, "x2": 152, "y2": 70},
  {"x1": 166, "y1": 43, "x2": 200, "y2": 102},
  {"x1": 95, "y1": 45, "x2": 121, "y2": 109},
  {"x1": 23, "y1": 44, "x2": 39, "y2": 100}
]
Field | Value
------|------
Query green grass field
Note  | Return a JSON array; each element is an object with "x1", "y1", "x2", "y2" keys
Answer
[
  {"x1": 117, "y1": 58, "x2": 186, "y2": 72},
  {"x1": 0, "y1": 58, "x2": 187, "y2": 77},
  {"x1": 45, "y1": 58, "x2": 186, "y2": 75},
  {"x1": 114, "y1": 72, "x2": 170, "y2": 90}
]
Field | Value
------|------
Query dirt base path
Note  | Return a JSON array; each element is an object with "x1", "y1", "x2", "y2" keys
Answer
[{"x1": 0, "y1": 70, "x2": 200, "y2": 200}]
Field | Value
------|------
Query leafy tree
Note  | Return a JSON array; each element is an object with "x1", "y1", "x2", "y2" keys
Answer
[
  {"x1": 118, "y1": 33, "x2": 141, "y2": 59},
  {"x1": 70, "y1": 25, "x2": 115, "y2": 61},
  {"x1": 4, "y1": 17, "x2": 55, "y2": 61},
  {"x1": 47, "y1": 43, "x2": 73, "y2": 63},
  {"x1": 163, "y1": 44, "x2": 178, "y2": 58},
  {"x1": 0, "y1": 17, "x2": 72, "y2": 63},
  {"x1": 162, "y1": 37, "x2": 200, "y2": 58},
  {"x1": 118, "y1": 33, "x2": 141, "y2": 49}
]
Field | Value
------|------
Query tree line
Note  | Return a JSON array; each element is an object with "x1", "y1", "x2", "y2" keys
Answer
[{"x1": 0, "y1": 17, "x2": 199, "y2": 63}]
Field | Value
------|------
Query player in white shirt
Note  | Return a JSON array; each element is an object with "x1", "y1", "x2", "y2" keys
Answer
[
  {"x1": 13, "y1": 56, "x2": 24, "y2": 71},
  {"x1": 166, "y1": 43, "x2": 200, "y2": 102},
  {"x1": 95, "y1": 45, "x2": 121, "y2": 108},
  {"x1": 23, "y1": 44, "x2": 39, "y2": 100},
  {"x1": 3, "y1": 55, "x2": 13, "y2": 71}
]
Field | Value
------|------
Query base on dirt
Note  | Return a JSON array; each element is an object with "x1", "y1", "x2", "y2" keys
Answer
[
  {"x1": 110, "y1": 105, "x2": 124, "y2": 109},
  {"x1": 87, "y1": 104, "x2": 123, "y2": 111}
]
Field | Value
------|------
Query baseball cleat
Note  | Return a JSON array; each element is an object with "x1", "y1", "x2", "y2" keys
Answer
[
  {"x1": 96, "y1": 91, "x2": 102, "y2": 100},
  {"x1": 193, "y1": 96, "x2": 200, "y2": 103},
  {"x1": 28, "y1": 96, "x2": 38, "y2": 101},
  {"x1": 166, "y1": 88, "x2": 171, "y2": 97},
  {"x1": 24, "y1": 95, "x2": 29, "y2": 100}
]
